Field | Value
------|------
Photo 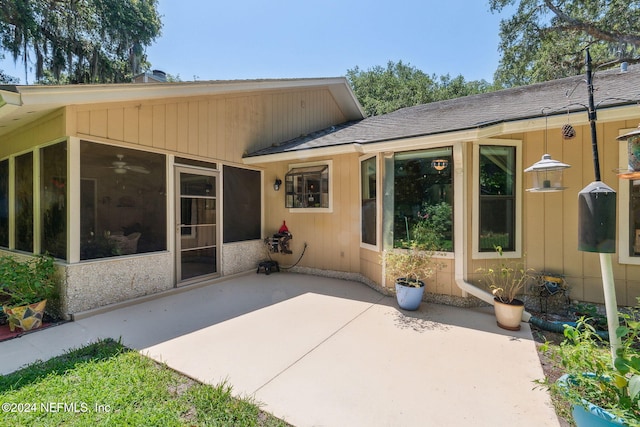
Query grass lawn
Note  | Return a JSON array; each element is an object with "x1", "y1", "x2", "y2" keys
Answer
[{"x1": 0, "y1": 338, "x2": 290, "y2": 426}]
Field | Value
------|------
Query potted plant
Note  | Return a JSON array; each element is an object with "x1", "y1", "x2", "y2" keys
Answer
[
  {"x1": 476, "y1": 246, "x2": 533, "y2": 331},
  {"x1": 542, "y1": 301, "x2": 640, "y2": 426},
  {"x1": 0, "y1": 254, "x2": 58, "y2": 332},
  {"x1": 383, "y1": 242, "x2": 436, "y2": 311}
]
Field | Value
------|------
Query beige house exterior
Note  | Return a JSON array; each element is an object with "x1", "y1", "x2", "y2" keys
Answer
[
  {"x1": 0, "y1": 78, "x2": 364, "y2": 316},
  {"x1": 1, "y1": 66, "x2": 639, "y2": 319}
]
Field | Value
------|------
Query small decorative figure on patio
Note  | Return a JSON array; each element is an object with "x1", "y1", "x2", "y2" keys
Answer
[{"x1": 534, "y1": 272, "x2": 570, "y2": 314}]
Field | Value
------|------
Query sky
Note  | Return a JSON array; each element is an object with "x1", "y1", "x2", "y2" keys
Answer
[{"x1": 1, "y1": 0, "x2": 514, "y2": 84}]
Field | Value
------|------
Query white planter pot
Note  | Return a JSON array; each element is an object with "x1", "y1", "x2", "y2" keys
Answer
[{"x1": 493, "y1": 298, "x2": 524, "y2": 331}]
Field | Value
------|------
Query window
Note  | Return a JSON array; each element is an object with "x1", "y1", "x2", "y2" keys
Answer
[
  {"x1": 15, "y1": 152, "x2": 33, "y2": 252},
  {"x1": 618, "y1": 133, "x2": 640, "y2": 264},
  {"x1": 223, "y1": 165, "x2": 261, "y2": 243},
  {"x1": 393, "y1": 148, "x2": 453, "y2": 251},
  {"x1": 361, "y1": 156, "x2": 377, "y2": 246},
  {"x1": 80, "y1": 141, "x2": 166, "y2": 260},
  {"x1": 41, "y1": 142, "x2": 67, "y2": 260},
  {"x1": 0, "y1": 159, "x2": 7, "y2": 247},
  {"x1": 478, "y1": 145, "x2": 516, "y2": 252},
  {"x1": 629, "y1": 180, "x2": 640, "y2": 257},
  {"x1": 285, "y1": 163, "x2": 330, "y2": 209}
]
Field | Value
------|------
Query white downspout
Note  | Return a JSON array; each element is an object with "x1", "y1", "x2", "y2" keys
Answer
[{"x1": 452, "y1": 142, "x2": 531, "y2": 322}]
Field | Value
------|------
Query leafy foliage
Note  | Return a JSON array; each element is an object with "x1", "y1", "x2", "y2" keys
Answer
[
  {"x1": 383, "y1": 242, "x2": 436, "y2": 287},
  {"x1": 0, "y1": 0, "x2": 162, "y2": 84},
  {"x1": 0, "y1": 254, "x2": 58, "y2": 307},
  {"x1": 411, "y1": 202, "x2": 453, "y2": 252},
  {"x1": 490, "y1": 0, "x2": 640, "y2": 86},
  {"x1": 476, "y1": 245, "x2": 533, "y2": 303},
  {"x1": 543, "y1": 301, "x2": 640, "y2": 425},
  {"x1": 346, "y1": 60, "x2": 494, "y2": 116}
]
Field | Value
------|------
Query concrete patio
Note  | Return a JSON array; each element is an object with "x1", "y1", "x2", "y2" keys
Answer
[{"x1": 0, "y1": 272, "x2": 561, "y2": 426}]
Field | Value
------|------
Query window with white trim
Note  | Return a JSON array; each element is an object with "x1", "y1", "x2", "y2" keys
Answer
[
  {"x1": 285, "y1": 161, "x2": 332, "y2": 211},
  {"x1": 393, "y1": 147, "x2": 453, "y2": 251},
  {"x1": 473, "y1": 140, "x2": 522, "y2": 258},
  {"x1": 618, "y1": 132, "x2": 640, "y2": 265}
]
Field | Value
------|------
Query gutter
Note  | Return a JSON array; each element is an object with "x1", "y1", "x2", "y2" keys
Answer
[{"x1": 453, "y1": 269, "x2": 532, "y2": 323}]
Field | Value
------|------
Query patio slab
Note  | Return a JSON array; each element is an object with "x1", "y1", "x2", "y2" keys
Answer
[{"x1": 0, "y1": 272, "x2": 560, "y2": 426}]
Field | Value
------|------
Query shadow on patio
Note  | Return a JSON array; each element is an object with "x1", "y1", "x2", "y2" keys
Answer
[{"x1": 0, "y1": 271, "x2": 559, "y2": 426}]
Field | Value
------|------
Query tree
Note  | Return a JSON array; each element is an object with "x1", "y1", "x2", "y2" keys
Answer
[
  {"x1": 0, "y1": 0, "x2": 162, "y2": 84},
  {"x1": 0, "y1": 55, "x2": 19, "y2": 84},
  {"x1": 490, "y1": 0, "x2": 640, "y2": 87},
  {"x1": 346, "y1": 60, "x2": 493, "y2": 117}
]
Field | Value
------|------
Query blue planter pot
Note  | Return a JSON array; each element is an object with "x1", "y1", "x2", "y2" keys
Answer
[
  {"x1": 558, "y1": 374, "x2": 626, "y2": 427},
  {"x1": 571, "y1": 401, "x2": 625, "y2": 427},
  {"x1": 395, "y1": 279, "x2": 425, "y2": 311}
]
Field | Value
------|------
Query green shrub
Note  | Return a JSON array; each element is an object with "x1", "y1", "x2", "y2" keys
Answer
[{"x1": 0, "y1": 254, "x2": 58, "y2": 307}]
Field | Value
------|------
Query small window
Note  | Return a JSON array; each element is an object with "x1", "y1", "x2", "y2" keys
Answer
[
  {"x1": 285, "y1": 165, "x2": 329, "y2": 209},
  {"x1": 361, "y1": 156, "x2": 377, "y2": 246}
]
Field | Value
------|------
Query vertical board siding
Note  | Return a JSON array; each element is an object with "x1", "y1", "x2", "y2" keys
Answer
[
  {"x1": 70, "y1": 87, "x2": 346, "y2": 165},
  {"x1": 518, "y1": 119, "x2": 640, "y2": 306}
]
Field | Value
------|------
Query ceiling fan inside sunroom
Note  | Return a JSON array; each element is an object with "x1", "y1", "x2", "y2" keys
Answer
[{"x1": 109, "y1": 154, "x2": 150, "y2": 174}]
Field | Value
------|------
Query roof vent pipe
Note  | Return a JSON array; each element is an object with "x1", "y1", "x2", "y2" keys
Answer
[{"x1": 621, "y1": 62, "x2": 628, "y2": 73}]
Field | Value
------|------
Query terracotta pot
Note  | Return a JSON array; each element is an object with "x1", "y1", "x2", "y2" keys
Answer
[
  {"x1": 493, "y1": 297, "x2": 524, "y2": 331},
  {"x1": 3, "y1": 300, "x2": 47, "y2": 332}
]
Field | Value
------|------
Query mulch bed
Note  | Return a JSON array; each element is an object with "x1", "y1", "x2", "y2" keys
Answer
[{"x1": 0, "y1": 322, "x2": 59, "y2": 342}]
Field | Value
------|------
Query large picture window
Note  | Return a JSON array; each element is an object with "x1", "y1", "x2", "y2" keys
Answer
[
  {"x1": 479, "y1": 145, "x2": 516, "y2": 252},
  {"x1": 41, "y1": 142, "x2": 67, "y2": 260},
  {"x1": 394, "y1": 147, "x2": 453, "y2": 251},
  {"x1": 80, "y1": 141, "x2": 166, "y2": 260},
  {"x1": 361, "y1": 156, "x2": 377, "y2": 246}
]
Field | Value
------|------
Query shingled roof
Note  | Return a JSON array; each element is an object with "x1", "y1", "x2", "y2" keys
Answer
[{"x1": 246, "y1": 64, "x2": 640, "y2": 158}]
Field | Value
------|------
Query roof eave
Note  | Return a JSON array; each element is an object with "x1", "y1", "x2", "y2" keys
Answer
[{"x1": 243, "y1": 103, "x2": 640, "y2": 164}]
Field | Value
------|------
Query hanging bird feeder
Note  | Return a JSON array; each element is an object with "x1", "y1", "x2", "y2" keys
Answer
[
  {"x1": 524, "y1": 154, "x2": 571, "y2": 192},
  {"x1": 616, "y1": 124, "x2": 640, "y2": 179}
]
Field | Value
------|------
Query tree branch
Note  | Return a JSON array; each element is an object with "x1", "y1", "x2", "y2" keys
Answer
[{"x1": 544, "y1": 0, "x2": 640, "y2": 45}]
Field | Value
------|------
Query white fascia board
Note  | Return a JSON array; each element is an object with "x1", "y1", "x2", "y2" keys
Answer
[
  {"x1": 0, "y1": 90, "x2": 23, "y2": 119},
  {"x1": 14, "y1": 77, "x2": 359, "y2": 109}
]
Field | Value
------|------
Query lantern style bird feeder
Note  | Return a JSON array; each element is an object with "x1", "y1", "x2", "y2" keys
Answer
[
  {"x1": 616, "y1": 124, "x2": 640, "y2": 179},
  {"x1": 524, "y1": 153, "x2": 571, "y2": 192}
]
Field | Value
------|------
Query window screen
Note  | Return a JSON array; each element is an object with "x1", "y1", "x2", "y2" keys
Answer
[{"x1": 223, "y1": 166, "x2": 261, "y2": 242}]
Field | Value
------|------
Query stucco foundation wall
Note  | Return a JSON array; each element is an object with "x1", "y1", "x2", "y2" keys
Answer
[
  {"x1": 222, "y1": 240, "x2": 265, "y2": 275},
  {"x1": 63, "y1": 252, "x2": 173, "y2": 314}
]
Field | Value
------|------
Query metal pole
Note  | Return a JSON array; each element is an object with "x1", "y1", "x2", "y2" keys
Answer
[
  {"x1": 586, "y1": 48, "x2": 602, "y2": 182},
  {"x1": 584, "y1": 48, "x2": 620, "y2": 364}
]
